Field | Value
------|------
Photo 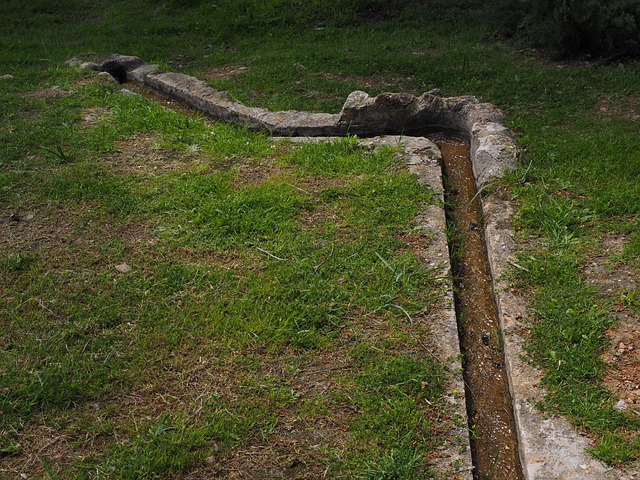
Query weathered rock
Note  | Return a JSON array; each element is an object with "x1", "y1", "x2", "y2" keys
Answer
[
  {"x1": 115, "y1": 263, "x2": 132, "y2": 273},
  {"x1": 145, "y1": 71, "x2": 341, "y2": 136},
  {"x1": 91, "y1": 54, "x2": 146, "y2": 83},
  {"x1": 336, "y1": 90, "x2": 516, "y2": 186},
  {"x1": 99, "y1": 54, "x2": 145, "y2": 72},
  {"x1": 129, "y1": 63, "x2": 159, "y2": 82},
  {"x1": 337, "y1": 89, "x2": 466, "y2": 134},
  {"x1": 471, "y1": 121, "x2": 518, "y2": 186},
  {"x1": 69, "y1": 53, "x2": 158, "y2": 82}
]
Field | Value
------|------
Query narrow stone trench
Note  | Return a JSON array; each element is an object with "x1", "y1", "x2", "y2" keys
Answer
[{"x1": 433, "y1": 135, "x2": 524, "y2": 480}]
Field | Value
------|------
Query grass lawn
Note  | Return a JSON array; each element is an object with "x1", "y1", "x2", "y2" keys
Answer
[{"x1": 1, "y1": 0, "x2": 639, "y2": 477}]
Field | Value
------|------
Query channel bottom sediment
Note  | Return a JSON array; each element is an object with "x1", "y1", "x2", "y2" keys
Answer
[{"x1": 434, "y1": 135, "x2": 524, "y2": 480}]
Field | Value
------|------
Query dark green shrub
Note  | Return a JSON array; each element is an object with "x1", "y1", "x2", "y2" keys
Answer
[{"x1": 493, "y1": 0, "x2": 640, "y2": 58}]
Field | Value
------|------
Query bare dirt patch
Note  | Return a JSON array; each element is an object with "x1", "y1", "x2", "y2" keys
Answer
[
  {"x1": 584, "y1": 234, "x2": 640, "y2": 414},
  {"x1": 22, "y1": 86, "x2": 69, "y2": 99},
  {"x1": 526, "y1": 50, "x2": 601, "y2": 70},
  {"x1": 170, "y1": 55, "x2": 196, "y2": 69},
  {"x1": 299, "y1": 202, "x2": 342, "y2": 235},
  {"x1": 106, "y1": 133, "x2": 206, "y2": 174},
  {"x1": 604, "y1": 332, "x2": 640, "y2": 412},
  {"x1": 75, "y1": 73, "x2": 116, "y2": 87},
  {"x1": 172, "y1": 245, "x2": 255, "y2": 271},
  {"x1": 293, "y1": 174, "x2": 347, "y2": 194},
  {"x1": 230, "y1": 157, "x2": 295, "y2": 189},
  {"x1": 207, "y1": 422, "x2": 347, "y2": 480},
  {"x1": 135, "y1": 348, "x2": 354, "y2": 480},
  {"x1": 295, "y1": 178, "x2": 357, "y2": 243},
  {"x1": 80, "y1": 105, "x2": 111, "y2": 126},
  {"x1": 202, "y1": 64, "x2": 249, "y2": 80},
  {"x1": 0, "y1": 296, "x2": 357, "y2": 479},
  {"x1": 595, "y1": 96, "x2": 640, "y2": 121},
  {"x1": 206, "y1": 353, "x2": 353, "y2": 480},
  {"x1": 1, "y1": 205, "x2": 79, "y2": 253},
  {"x1": 0, "y1": 203, "x2": 151, "y2": 269},
  {"x1": 0, "y1": 413, "x2": 114, "y2": 479},
  {"x1": 0, "y1": 342, "x2": 247, "y2": 479}
]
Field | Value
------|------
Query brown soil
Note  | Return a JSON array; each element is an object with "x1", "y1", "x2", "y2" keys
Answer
[
  {"x1": 202, "y1": 64, "x2": 249, "y2": 80},
  {"x1": 169, "y1": 55, "x2": 196, "y2": 69},
  {"x1": 79, "y1": 106, "x2": 112, "y2": 126},
  {"x1": 107, "y1": 133, "x2": 206, "y2": 174},
  {"x1": 1, "y1": 206, "x2": 77, "y2": 253},
  {"x1": 22, "y1": 86, "x2": 69, "y2": 99},
  {"x1": 0, "y1": 342, "x2": 252, "y2": 478},
  {"x1": 584, "y1": 234, "x2": 640, "y2": 416},
  {"x1": 201, "y1": 353, "x2": 352, "y2": 480},
  {"x1": 0, "y1": 415, "x2": 113, "y2": 477},
  {"x1": 75, "y1": 72, "x2": 118, "y2": 87},
  {"x1": 594, "y1": 96, "x2": 640, "y2": 121},
  {"x1": 230, "y1": 157, "x2": 294, "y2": 189},
  {"x1": 0, "y1": 201, "x2": 152, "y2": 280}
]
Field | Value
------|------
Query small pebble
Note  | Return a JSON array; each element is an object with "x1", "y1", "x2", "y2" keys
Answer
[
  {"x1": 115, "y1": 263, "x2": 132, "y2": 273},
  {"x1": 613, "y1": 399, "x2": 627, "y2": 411}
]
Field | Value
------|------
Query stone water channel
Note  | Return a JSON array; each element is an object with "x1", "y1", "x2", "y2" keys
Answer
[
  {"x1": 434, "y1": 136, "x2": 523, "y2": 480},
  {"x1": 72, "y1": 54, "x2": 622, "y2": 479}
]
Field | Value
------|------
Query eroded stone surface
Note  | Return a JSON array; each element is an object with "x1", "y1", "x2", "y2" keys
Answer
[
  {"x1": 337, "y1": 89, "x2": 471, "y2": 134},
  {"x1": 471, "y1": 122, "x2": 518, "y2": 187}
]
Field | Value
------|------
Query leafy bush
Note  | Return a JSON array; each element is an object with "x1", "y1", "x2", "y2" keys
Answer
[{"x1": 493, "y1": 0, "x2": 640, "y2": 58}]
